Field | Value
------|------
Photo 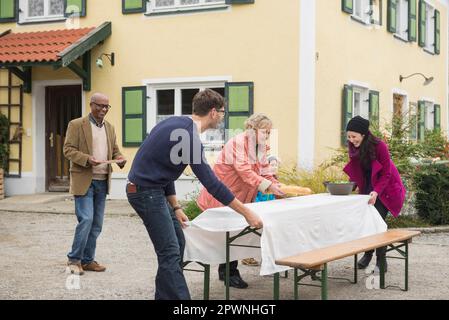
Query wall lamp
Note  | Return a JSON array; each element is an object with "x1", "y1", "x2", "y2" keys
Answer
[
  {"x1": 96, "y1": 52, "x2": 115, "y2": 68},
  {"x1": 399, "y1": 73, "x2": 434, "y2": 86}
]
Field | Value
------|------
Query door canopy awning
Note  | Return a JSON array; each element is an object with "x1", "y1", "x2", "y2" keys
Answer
[{"x1": 0, "y1": 21, "x2": 112, "y2": 92}]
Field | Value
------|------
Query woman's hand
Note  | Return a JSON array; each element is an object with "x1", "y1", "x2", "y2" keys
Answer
[
  {"x1": 267, "y1": 183, "x2": 286, "y2": 197},
  {"x1": 368, "y1": 191, "x2": 378, "y2": 205}
]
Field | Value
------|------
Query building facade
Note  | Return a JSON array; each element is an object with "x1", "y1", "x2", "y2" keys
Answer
[{"x1": 0, "y1": 0, "x2": 447, "y2": 199}]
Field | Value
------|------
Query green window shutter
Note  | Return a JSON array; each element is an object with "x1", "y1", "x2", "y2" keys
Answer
[
  {"x1": 434, "y1": 10, "x2": 440, "y2": 54},
  {"x1": 225, "y1": 82, "x2": 254, "y2": 141},
  {"x1": 417, "y1": 101, "x2": 426, "y2": 141},
  {"x1": 0, "y1": 0, "x2": 17, "y2": 22},
  {"x1": 122, "y1": 0, "x2": 146, "y2": 14},
  {"x1": 408, "y1": 0, "x2": 417, "y2": 41},
  {"x1": 342, "y1": 0, "x2": 353, "y2": 14},
  {"x1": 434, "y1": 104, "x2": 441, "y2": 132},
  {"x1": 342, "y1": 85, "x2": 353, "y2": 145},
  {"x1": 225, "y1": 0, "x2": 254, "y2": 4},
  {"x1": 418, "y1": 0, "x2": 426, "y2": 47},
  {"x1": 387, "y1": 0, "x2": 398, "y2": 33},
  {"x1": 122, "y1": 86, "x2": 147, "y2": 147},
  {"x1": 369, "y1": 91, "x2": 380, "y2": 130},
  {"x1": 409, "y1": 104, "x2": 417, "y2": 140},
  {"x1": 64, "y1": 0, "x2": 86, "y2": 17}
]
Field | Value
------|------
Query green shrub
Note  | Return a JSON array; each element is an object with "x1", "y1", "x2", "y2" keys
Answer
[
  {"x1": 386, "y1": 214, "x2": 431, "y2": 228},
  {"x1": 278, "y1": 165, "x2": 348, "y2": 194},
  {"x1": 418, "y1": 130, "x2": 449, "y2": 160},
  {"x1": 183, "y1": 199, "x2": 202, "y2": 221},
  {"x1": 412, "y1": 164, "x2": 449, "y2": 225}
]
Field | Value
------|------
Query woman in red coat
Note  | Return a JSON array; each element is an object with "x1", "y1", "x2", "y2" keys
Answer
[
  {"x1": 343, "y1": 116, "x2": 406, "y2": 272},
  {"x1": 197, "y1": 114, "x2": 284, "y2": 288}
]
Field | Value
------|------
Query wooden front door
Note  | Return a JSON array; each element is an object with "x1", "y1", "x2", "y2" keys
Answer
[{"x1": 45, "y1": 85, "x2": 82, "y2": 192}]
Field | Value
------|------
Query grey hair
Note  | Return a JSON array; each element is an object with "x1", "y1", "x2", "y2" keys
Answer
[
  {"x1": 244, "y1": 113, "x2": 273, "y2": 130},
  {"x1": 90, "y1": 93, "x2": 108, "y2": 103}
]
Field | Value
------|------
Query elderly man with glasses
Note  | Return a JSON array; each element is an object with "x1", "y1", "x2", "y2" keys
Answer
[{"x1": 63, "y1": 93, "x2": 126, "y2": 275}]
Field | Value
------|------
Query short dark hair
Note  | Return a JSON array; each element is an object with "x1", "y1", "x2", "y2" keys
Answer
[{"x1": 192, "y1": 89, "x2": 225, "y2": 116}]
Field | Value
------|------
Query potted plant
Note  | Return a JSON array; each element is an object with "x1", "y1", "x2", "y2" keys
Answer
[{"x1": 0, "y1": 113, "x2": 9, "y2": 200}]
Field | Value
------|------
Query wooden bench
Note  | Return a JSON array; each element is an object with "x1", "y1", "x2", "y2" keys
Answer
[{"x1": 275, "y1": 230, "x2": 421, "y2": 300}]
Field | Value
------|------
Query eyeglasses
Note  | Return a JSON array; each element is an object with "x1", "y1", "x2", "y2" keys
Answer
[
  {"x1": 215, "y1": 108, "x2": 226, "y2": 114},
  {"x1": 91, "y1": 102, "x2": 112, "y2": 110}
]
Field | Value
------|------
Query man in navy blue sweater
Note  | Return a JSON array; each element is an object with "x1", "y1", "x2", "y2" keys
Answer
[{"x1": 126, "y1": 89, "x2": 262, "y2": 300}]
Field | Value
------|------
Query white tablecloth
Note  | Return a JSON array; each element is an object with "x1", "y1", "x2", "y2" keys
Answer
[{"x1": 183, "y1": 194, "x2": 387, "y2": 275}]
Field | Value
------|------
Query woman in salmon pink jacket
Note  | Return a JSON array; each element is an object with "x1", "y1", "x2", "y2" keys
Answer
[
  {"x1": 343, "y1": 116, "x2": 406, "y2": 273},
  {"x1": 197, "y1": 114, "x2": 284, "y2": 289}
]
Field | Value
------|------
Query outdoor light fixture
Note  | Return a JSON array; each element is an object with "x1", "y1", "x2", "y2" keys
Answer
[
  {"x1": 399, "y1": 73, "x2": 434, "y2": 86},
  {"x1": 96, "y1": 52, "x2": 115, "y2": 68}
]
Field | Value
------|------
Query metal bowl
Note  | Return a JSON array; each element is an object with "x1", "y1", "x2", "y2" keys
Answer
[{"x1": 323, "y1": 181, "x2": 355, "y2": 195}]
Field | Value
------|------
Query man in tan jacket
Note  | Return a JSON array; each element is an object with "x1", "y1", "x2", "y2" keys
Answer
[{"x1": 64, "y1": 93, "x2": 126, "y2": 275}]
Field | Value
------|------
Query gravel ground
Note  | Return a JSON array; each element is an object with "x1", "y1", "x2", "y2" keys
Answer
[{"x1": 1, "y1": 210, "x2": 449, "y2": 300}]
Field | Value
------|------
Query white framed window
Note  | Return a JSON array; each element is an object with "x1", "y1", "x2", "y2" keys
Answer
[
  {"x1": 147, "y1": 0, "x2": 227, "y2": 15},
  {"x1": 352, "y1": 0, "x2": 372, "y2": 24},
  {"x1": 352, "y1": 86, "x2": 370, "y2": 119},
  {"x1": 424, "y1": 2, "x2": 436, "y2": 52},
  {"x1": 147, "y1": 81, "x2": 226, "y2": 149},
  {"x1": 395, "y1": 0, "x2": 409, "y2": 40},
  {"x1": 424, "y1": 101, "x2": 435, "y2": 130},
  {"x1": 19, "y1": 0, "x2": 65, "y2": 23}
]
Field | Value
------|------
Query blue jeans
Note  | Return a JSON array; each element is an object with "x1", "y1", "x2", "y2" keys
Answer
[
  {"x1": 127, "y1": 185, "x2": 190, "y2": 300},
  {"x1": 67, "y1": 180, "x2": 107, "y2": 264}
]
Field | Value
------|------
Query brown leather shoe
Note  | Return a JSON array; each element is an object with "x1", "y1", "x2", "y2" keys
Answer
[
  {"x1": 82, "y1": 261, "x2": 106, "y2": 272},
  {"x1": 67, "y1": 261, "x2": 84, "y2": 275}
]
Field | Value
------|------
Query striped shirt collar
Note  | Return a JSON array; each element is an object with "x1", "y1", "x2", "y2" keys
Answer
[{"x1": 89, "y1": 113, "x2": 105, "y2": 128}]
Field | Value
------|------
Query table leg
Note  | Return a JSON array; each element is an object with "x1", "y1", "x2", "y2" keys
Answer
[
  {"x1": 204, "y1": 264, "x2": 210, "y2": 300},
  {"x1": 321, "y1": 264, "x2": 328, "y2": 300},
  {"x1": 294, "y1": 269, "x2": 298, "y2": 300},
  {"x1": 273, "y1": 272, "x2": 280, "y2": 300},
  {"x1": 225, "y1": 231, "x2": 230, "y2": 300},
  {"x1": 405, "y1": 241, "x2": 409, "y2": 291}
]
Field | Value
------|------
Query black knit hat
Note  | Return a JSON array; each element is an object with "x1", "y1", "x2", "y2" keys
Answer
[{"x1": 346, "y1": 116, "x2": 370, "y2": 135}]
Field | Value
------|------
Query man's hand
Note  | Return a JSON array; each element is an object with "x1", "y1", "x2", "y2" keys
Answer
[
  {"x1": 88, "y1": 156, "x2": 102, "y2": 166},
  {"x1": 368, "y1": 191, "x2": 378, "y2": 205},
  {"x1": 267, "y1": 183, "x2": 286, "y2": 197},
  {"x1": 115, "y1": 156, "x2": 127, "y2": 169},
  {"x1": 245, "y1": 209, "x2": 263, "y2": 229},
  {"x1": 175, "y1": 209, "x2": 190, "y2": 229},
  {"x1": 229, "y1": 198, "x2": 264, "y2": 229}
]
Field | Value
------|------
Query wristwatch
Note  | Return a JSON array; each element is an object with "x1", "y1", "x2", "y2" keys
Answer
[{"x1": 173, "y1": 205, "x2": 182, "y2": 212}]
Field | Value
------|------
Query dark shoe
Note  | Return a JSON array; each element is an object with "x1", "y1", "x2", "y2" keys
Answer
[
  {"x1": 224, "y1": 274, "x2": 249, "y2": 289},
  {"x1": 375, "y1": 256, "x2": 388, "y2": 273},
  {"x1": 218, "y1": 269, "x2": 249, "y2": 289},
  {"x1": 357, "y1": 253, "x2": 373, "y2": 269}
]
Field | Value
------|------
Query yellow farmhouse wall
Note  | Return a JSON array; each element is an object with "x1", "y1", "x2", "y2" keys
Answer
[{"x1": 315, "y1": 0, "x2": 448, "y2": 165}]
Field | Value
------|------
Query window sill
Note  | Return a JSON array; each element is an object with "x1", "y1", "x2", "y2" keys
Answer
[
  {"x1": 423, "y1": 48, "x2": 436, "y2": 55},
  {"x1": 393, "y1": 34, "x2": 410, "y2": 43},
  {"x1": 350, "y1": 15, "x2": 371, "y2": 26},
  {"x1": 18, "y1": 17, "x2": 66, "y2": 25},
  {"x1": 145, "y1": 5, "x2": 229, "y2": 17}
]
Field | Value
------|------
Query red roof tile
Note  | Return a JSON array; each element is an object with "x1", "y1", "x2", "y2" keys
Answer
[{"x1": 0, "y1": 27, "x2": 95, "y2": 64}]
